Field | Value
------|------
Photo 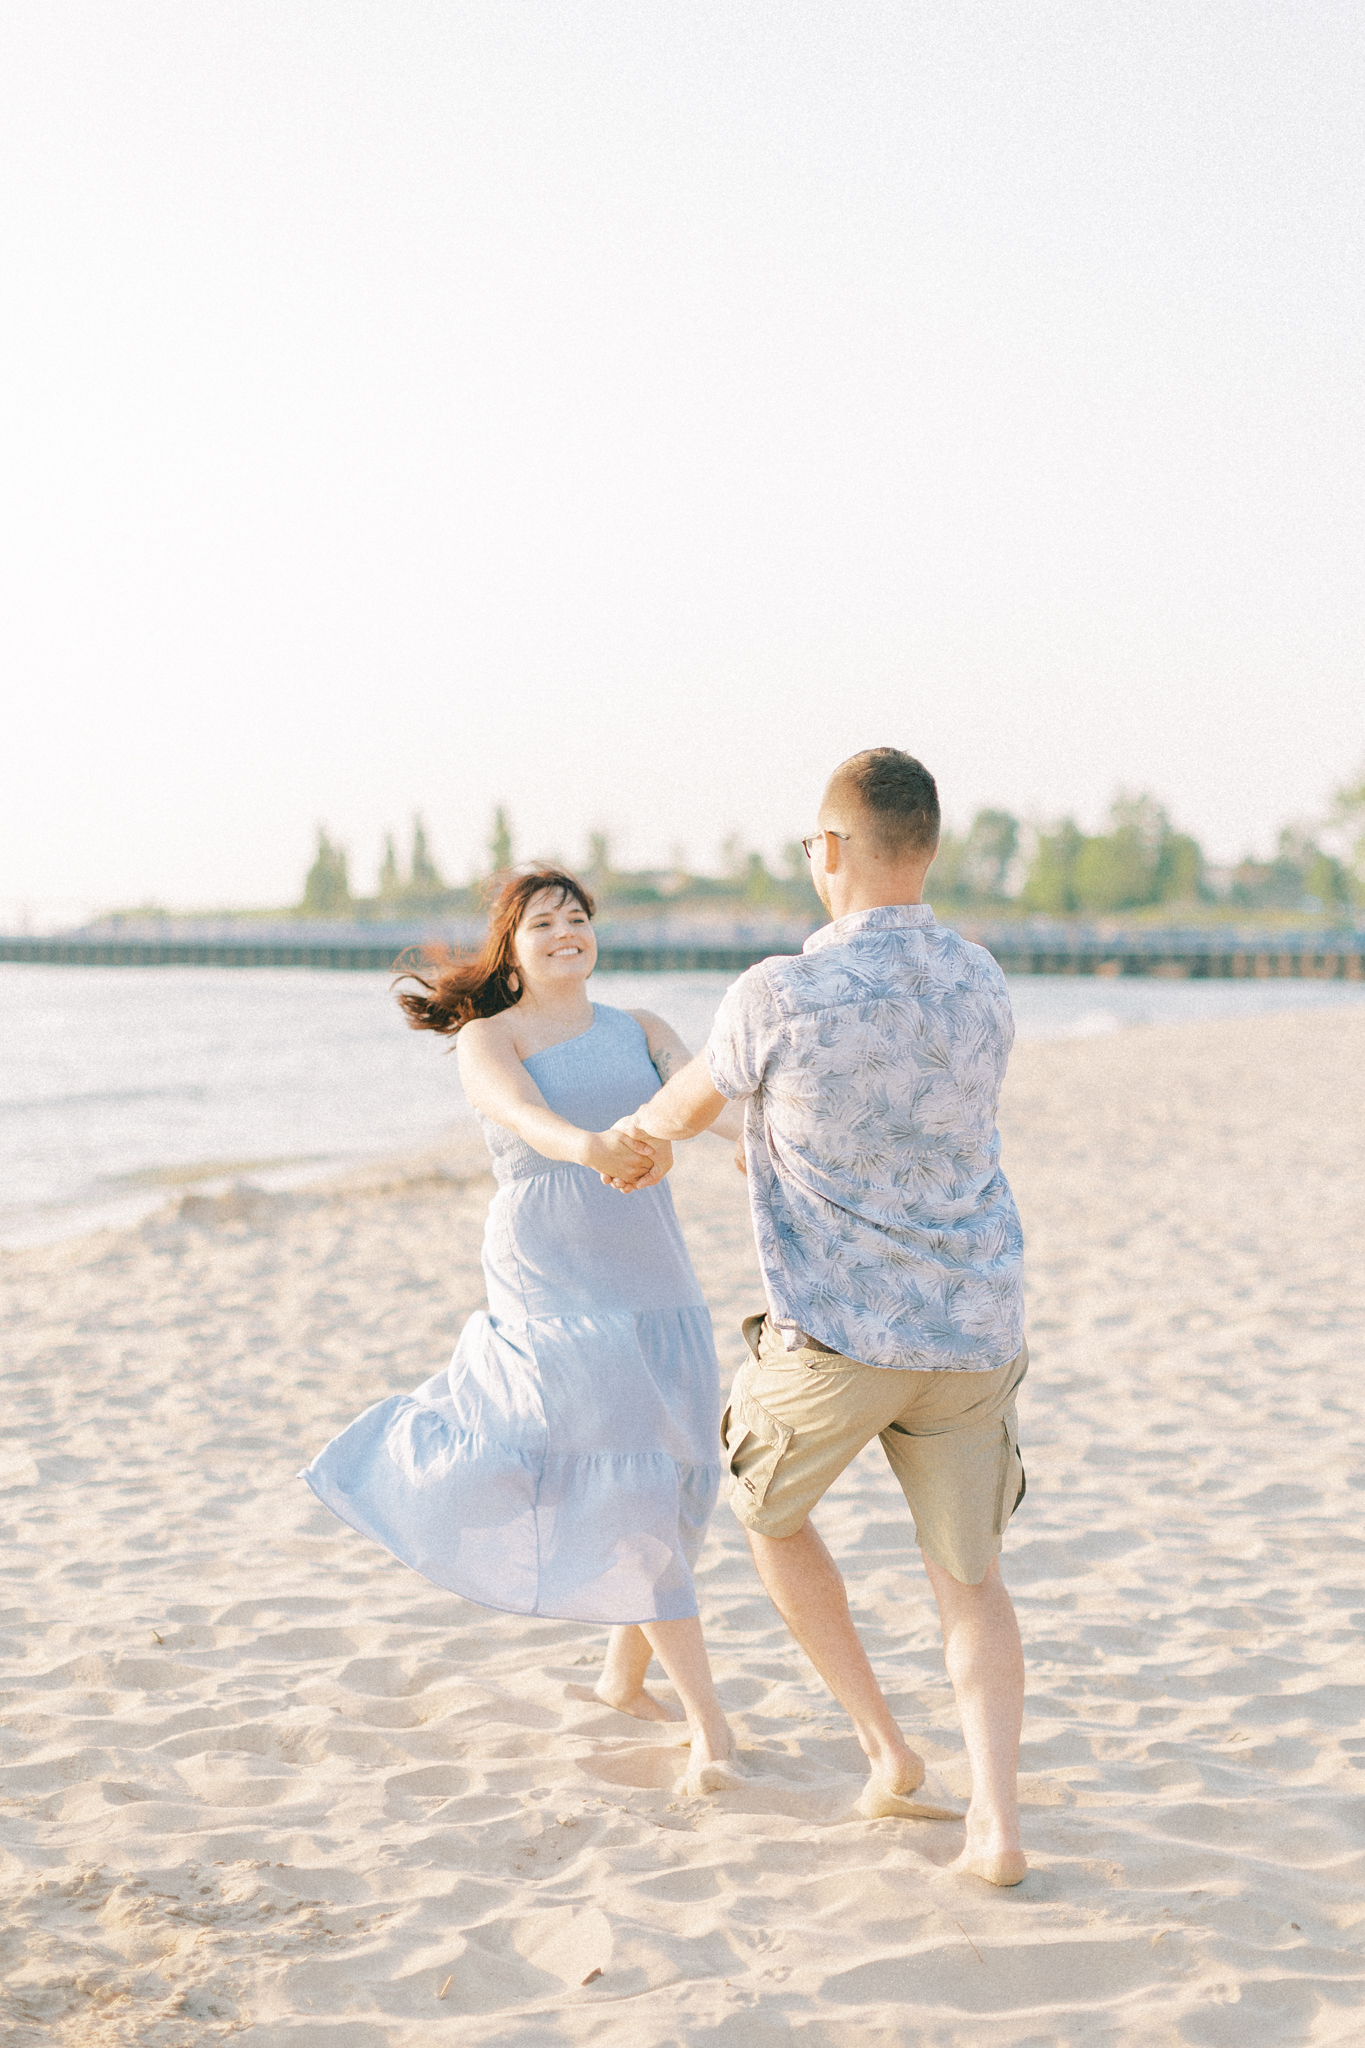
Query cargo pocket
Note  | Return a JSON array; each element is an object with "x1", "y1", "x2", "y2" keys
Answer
[
  {"x1": 992, "y1": 1408, "x2": 1026, "y2": 1536},
  {"x1": 719, "y1": 1382, "x2": 794, "y2": 1513}
]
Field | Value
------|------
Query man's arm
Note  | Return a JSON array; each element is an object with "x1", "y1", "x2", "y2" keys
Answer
[
  {"x1": 628, "y1": 1050, "x2": 732, "y2": 1142},
  {"x1": 613, "y1": 967, "x2": 771, "y2": 1169},
  {"x1": 629, "y1": 1010, "x2": 746, "y2": 1142}
]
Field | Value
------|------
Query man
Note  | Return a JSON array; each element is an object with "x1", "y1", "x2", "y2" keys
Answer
[{"x1": 619, "y1": 748, "x2": 1029, "y2": 1886}]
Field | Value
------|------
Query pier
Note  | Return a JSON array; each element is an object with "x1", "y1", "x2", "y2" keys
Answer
[
  {"x1": 974, "y1": 935, "x2": 1365, "y2": 981},
  {"x1": 0, "y1": 935, "x2": 778, "y2": 974},
  {"x1": 2, "y1": 932, "x2": 1363, "y2": 977}
]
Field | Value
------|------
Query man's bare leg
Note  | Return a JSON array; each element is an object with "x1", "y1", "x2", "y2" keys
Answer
[
  {"x1": 584, "y1": 1625, "x2": 683, "y2": 1723},
  {"x1": 639, "y1": 1617, "x2": 741, "y2": 1793},
  {"x1": 746, "y1": 1522, "x2": 931, "y2": 1816},
  {"x1": 922, "y1": 1554, "x2": 1026, "y2": 1885}
]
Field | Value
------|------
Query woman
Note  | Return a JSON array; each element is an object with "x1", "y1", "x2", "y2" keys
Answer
[{"x1": 301, "y1": 867, "x2": 741, "y2": 1792}]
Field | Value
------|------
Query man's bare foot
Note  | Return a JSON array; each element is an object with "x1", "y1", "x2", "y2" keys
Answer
[
  {"x1": 564, "y1": 1680, "x2": 684, "y2": 1725},
  {"x1": 948, "y1": 1822, "x2": 1027, "y2": 1886},
  {"x1": 950, "y1": 1847, "x2": 1027, "y2": 1886}
]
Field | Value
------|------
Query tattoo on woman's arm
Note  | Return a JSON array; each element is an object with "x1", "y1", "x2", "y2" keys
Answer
[{"x1": 652, "y1": 1046, "x2": 684, "y2": 1083}]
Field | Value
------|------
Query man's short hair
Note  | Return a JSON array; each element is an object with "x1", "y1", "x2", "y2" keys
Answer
[{"x1": 827, "y1": 748, "x2": 940, "y2": 857}]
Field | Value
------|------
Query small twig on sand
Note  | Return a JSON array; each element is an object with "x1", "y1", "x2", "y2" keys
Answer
[
  {"x1": 437, "y1": 1976, "x2": 453, "y2": 1999},
  {"x1": 954, "y1": 1919, "x2": 985, "y2": 1964}
]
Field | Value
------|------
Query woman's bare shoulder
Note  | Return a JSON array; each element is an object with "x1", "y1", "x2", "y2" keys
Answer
[
  {"x1": 456, "y1": 1011, "x2": 518, "y2": 1057},
  {"x1": 629, "y1": 1007, "x2": 692, "y2": 1043},
  {"x1": 625, "y1": 1006, "x2": 665, "y2": 1034}
]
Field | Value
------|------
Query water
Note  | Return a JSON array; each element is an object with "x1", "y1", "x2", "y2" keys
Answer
[{"x1": 4, "y1": 961, "x2": 1364, "y2": 1249}]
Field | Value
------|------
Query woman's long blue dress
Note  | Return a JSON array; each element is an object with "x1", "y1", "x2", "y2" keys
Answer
[{"x1": 301, "y1": 1005, "x2": 722, "y2": 1624}]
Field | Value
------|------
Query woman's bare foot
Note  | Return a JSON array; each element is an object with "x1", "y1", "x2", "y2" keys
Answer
[
  {"x1": 564, "y1": 1679, "x2": 684, "y2": 1725},
  {"x1": 577, "y1": 1623, "x2": 690, "y2": 1726},
  {"x1": 633, "y1": 1615, "x2": 738, "y2": 1793},
  {"x1": 860, "y1": 1789, "x2": 962, "y2": 1821},
  {"x1": 855, "y1": 1742, "x2": 937, "y2": 1819},
  {"x1": 676, "y1": 1726, "x2": 743, "y2": 1797}
]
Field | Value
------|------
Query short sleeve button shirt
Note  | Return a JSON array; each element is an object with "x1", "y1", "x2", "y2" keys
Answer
[{"x1": 706, "y1": 903, "x2": 1024, "y2": 1371}]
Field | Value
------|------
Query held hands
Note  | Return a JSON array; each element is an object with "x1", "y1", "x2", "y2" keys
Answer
[
  {"x1": 584, "y1": 1122, "x2": 673, "y2": 1192},
  {"x1": 591, "y1": 1117, "x2": 675, "y2": 1191},
  {"x1": 608, "y1": 1117, "x2": 674, "y2": 1190}
]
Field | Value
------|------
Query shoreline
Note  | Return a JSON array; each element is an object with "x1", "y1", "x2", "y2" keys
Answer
[
  {"x1": 0, "y1": 1125, "x2": 493, "y2": 1256},
  {"x1": 9, "y1": 978, "x2": 1365, "y2": 1256}
]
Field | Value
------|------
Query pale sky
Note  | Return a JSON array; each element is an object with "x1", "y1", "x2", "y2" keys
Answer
[{"x1": 4, "y1": 2, "x2": 1363, "y2": 911}]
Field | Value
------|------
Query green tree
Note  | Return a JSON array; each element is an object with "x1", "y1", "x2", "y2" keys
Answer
[
  {"x1": 301, "y1": 827, "x2": 352, "y2": 917},
  {"x1": 742, "y1": 851, "x2": 779, "y2": 907},
  {"x1": 1072, "y1": 833, "x2": 1151, "y2": 912},
  {"x1": 1154, "y1": 831, "x2": 1205, "y2": 904},
  {"x1": 1070, "y1": 793, "x2": 1174, "y2": 913},
  {"x1": 585, "y1": 831, "x2": 613, "y2": 887},
  {"x1": 1020, "y1": 819, "x2": 1083, "y2": 913},
  {"x1": 926, "y1": 828, "x2": 967, "y2": 899},
  {"x1": 1228, "y1": 857, "x2": 1275, "y2": 908},
  {"x1": 1304, "y1": 845, "x2": 1352, "y2": 913},
  {"x1": 926, "y1": 813, "x2": 1020, "y2": 903},
  {"x1": 1248, "y1": 826, "x2": 1352, "y2": 912},
  {"x1": 409, "y1": 815, "x2": 444, "y2": 895},
  {"x1": 488, "y1": 806, "x2": 514, "y2": 876},
  {"x1": 959, "y1": 809, "x2": 1020, "y2": 902},
  {"x1": 1330, "y1": 765, "x2": 1365, "y2": 901}
]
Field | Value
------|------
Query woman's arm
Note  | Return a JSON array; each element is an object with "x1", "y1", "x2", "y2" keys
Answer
[
  {"x1": 629, "y1": 1010, "x2": 745, "y2": 1142},
  {"x1": 457, "y1": 1019, "x2": 662, "y2": 1186}
]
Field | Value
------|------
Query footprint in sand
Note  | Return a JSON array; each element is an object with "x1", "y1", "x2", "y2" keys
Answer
[{"x1": 857, "y1": 1786, "x2": 965, "y2": 1823}]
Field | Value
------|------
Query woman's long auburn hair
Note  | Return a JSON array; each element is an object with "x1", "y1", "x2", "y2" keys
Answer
[{"x1": 394, "y1": 867, "x2": 596, "y2": 1036}]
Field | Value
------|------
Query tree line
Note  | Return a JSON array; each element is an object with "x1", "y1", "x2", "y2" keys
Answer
[
  {"x1": 302, "y1": 771, "x2": 1365, "y2": 921},
  {"x1": 934, "y1": 793, "x2": 1355, "y2": 915},
  {"x1": 300, "y1": 809, "x2": 820, "y2": 920}
]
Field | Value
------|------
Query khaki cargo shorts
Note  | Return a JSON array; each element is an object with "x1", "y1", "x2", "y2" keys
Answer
[{"x1": 720, "y1": 1314, "x2": 1028, "y2": 1586}]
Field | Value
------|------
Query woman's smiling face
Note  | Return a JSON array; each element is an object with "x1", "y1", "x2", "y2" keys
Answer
[{"x1": 512, "y1": 886, "x2": 597, "y2": 995}]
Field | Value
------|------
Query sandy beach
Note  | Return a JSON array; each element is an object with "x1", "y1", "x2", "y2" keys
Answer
[{"x1": 2, "y1": 1004, "x2": 1364, "y2": 2046}]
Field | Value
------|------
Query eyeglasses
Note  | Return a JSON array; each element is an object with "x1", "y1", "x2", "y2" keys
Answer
[{"x1": 800, "y1": 829, "x2": 849, "y2": 858}]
